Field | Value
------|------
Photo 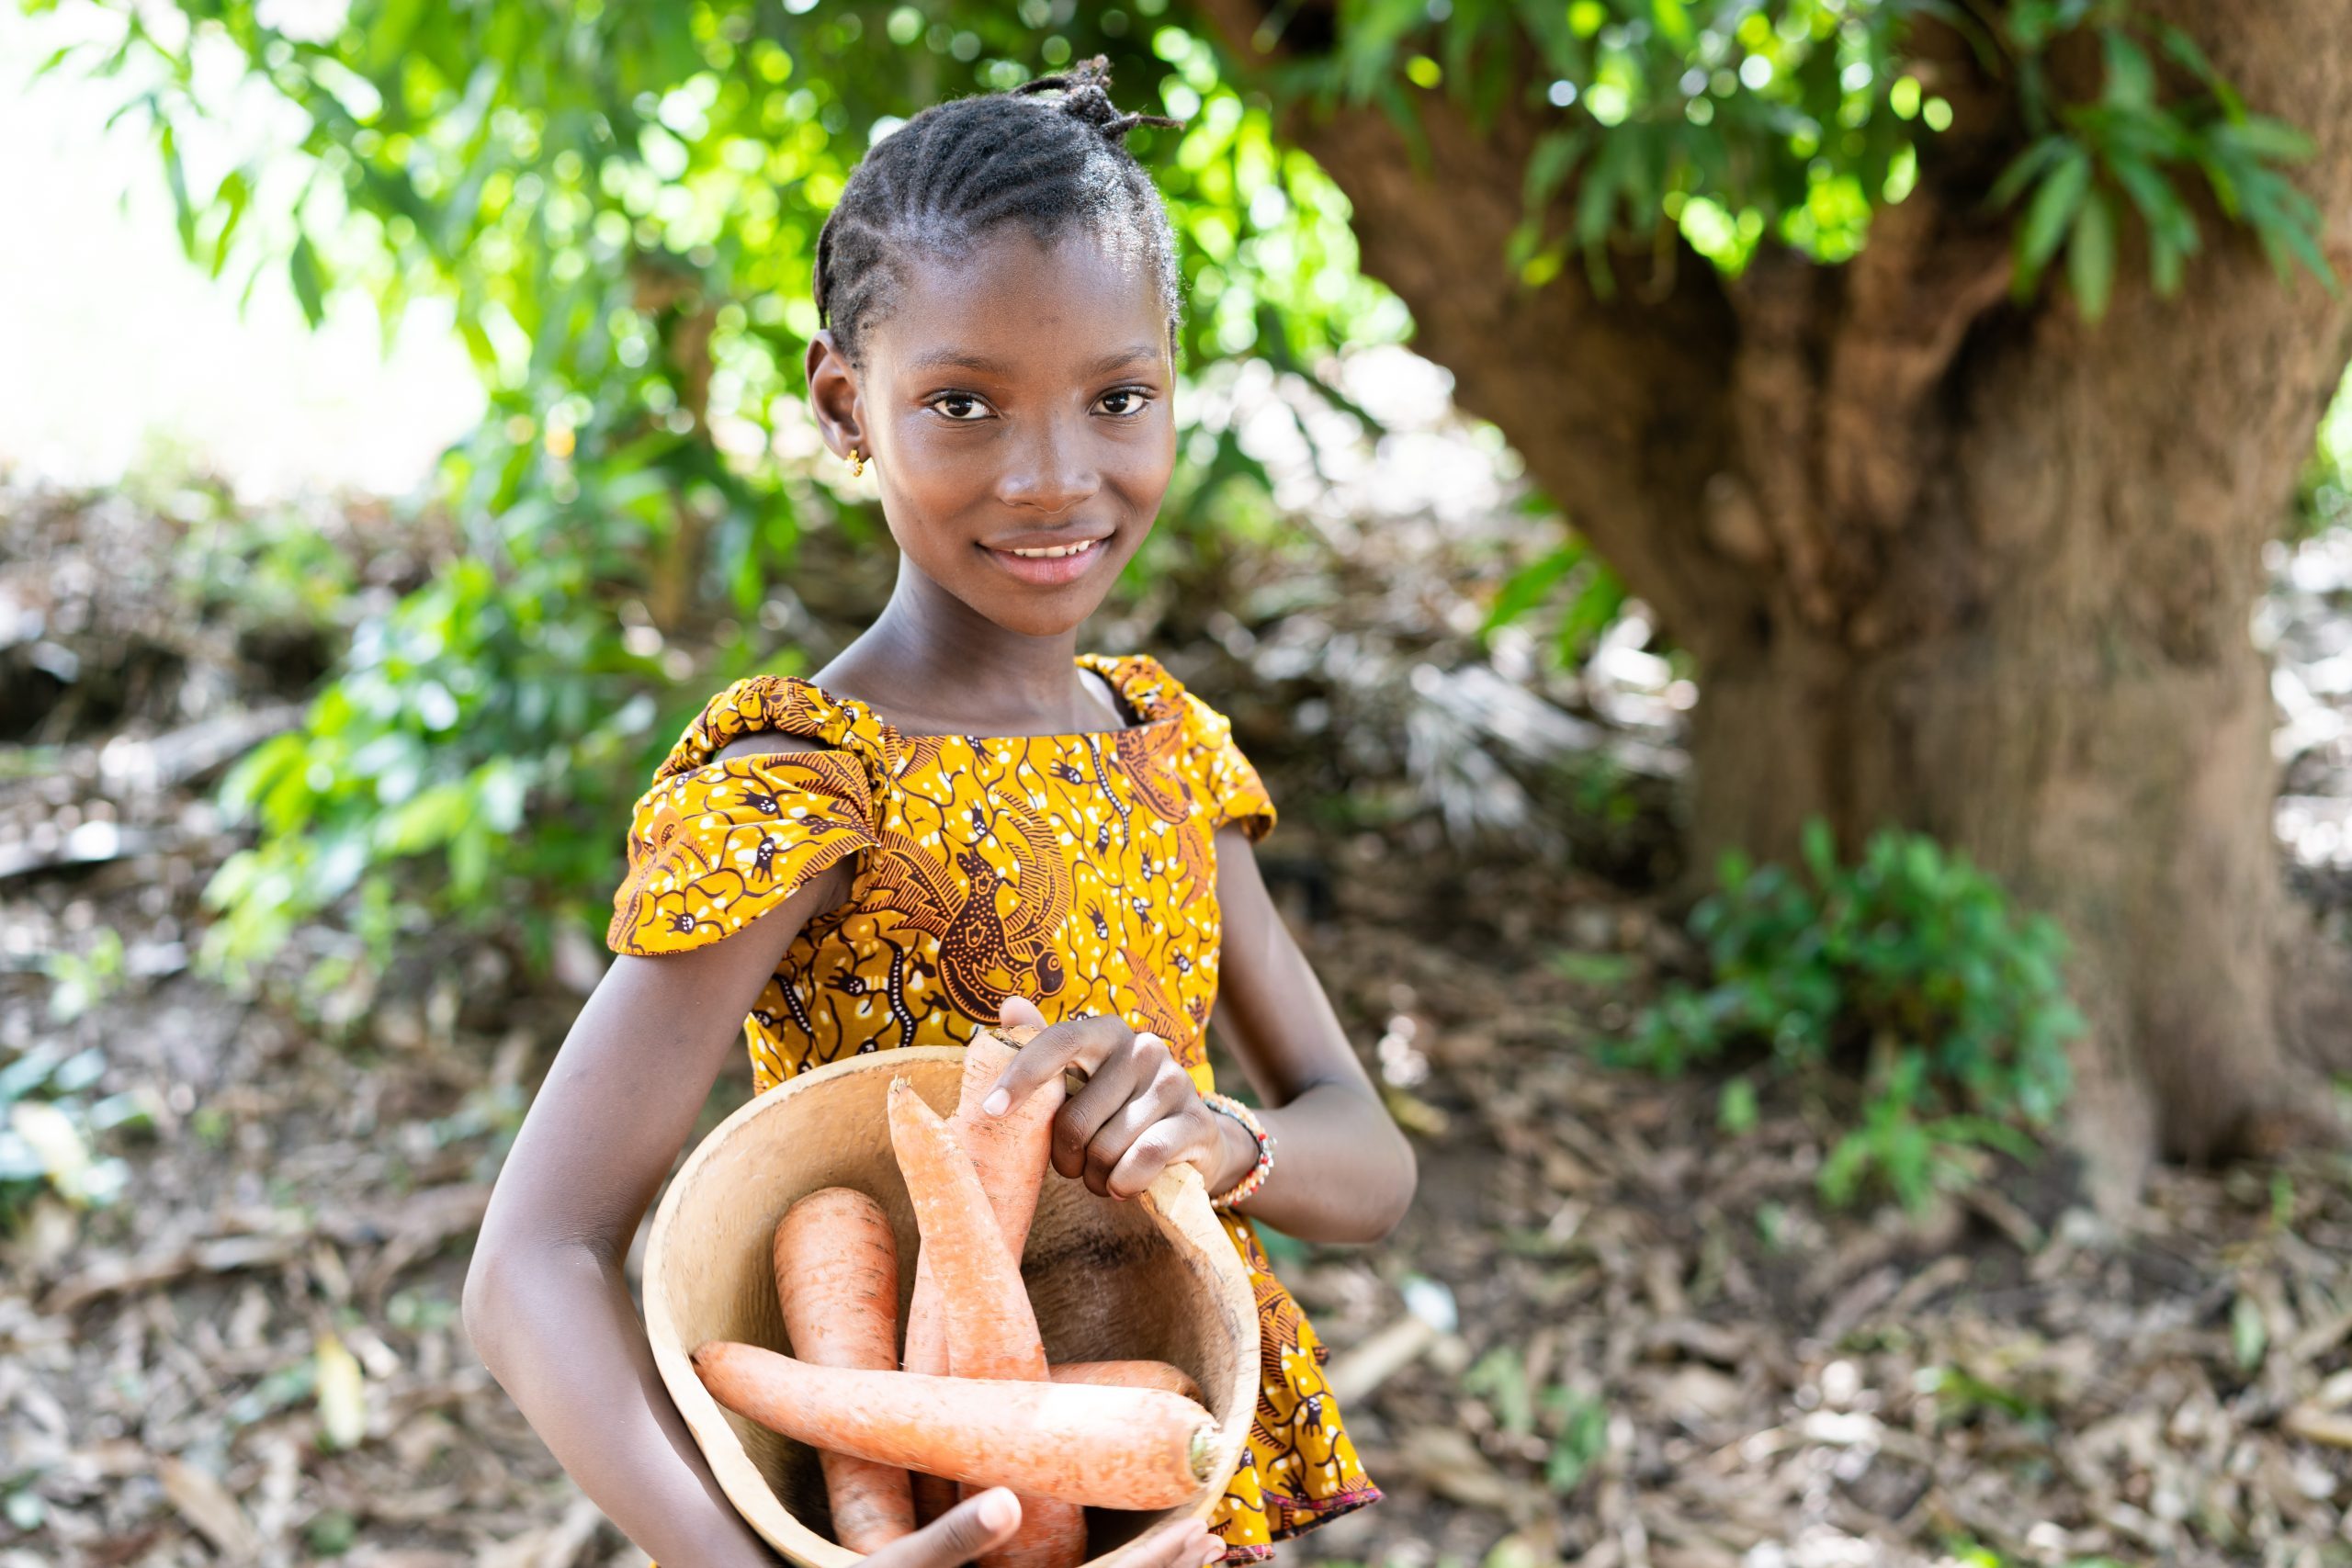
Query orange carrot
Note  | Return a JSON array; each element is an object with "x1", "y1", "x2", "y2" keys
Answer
[
  {"x1": 902, "y1": 1025, "x2": 1061, "y2": 1378},
  {"x1": 1048, "y1": 1360, "x2": 1205, "y2": 1404},
  {"x1": 772, "y1": 1189, "x2": 914, "y2": 1551},
  {"x1": 888, "y1": 1077, "x2": 1084, "y2": 1568},
  {"x1": 691, "y1": 1343, "x2": 1218, "y2": 1509},
  {"x1": 904, "y1": 1027, "x2": 1057, "y2": 1526}
]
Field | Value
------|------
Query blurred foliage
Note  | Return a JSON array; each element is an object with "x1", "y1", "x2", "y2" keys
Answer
[
  {"x1": 39, "y1": 0, "x2": 2329, "y2": 975},
  {"x1": 2298, "y1": 365, "x2": 2352, "y2": 540},
  {"x1": 4, "y1": 941, "x2": 148, "y2": 1231},
  {"x1": 50, "y1": 0, "x2": 1405, "y2": 976},
  {"x1": 0, "y1": 1037, "x2": 148, "y2": 1224},
  {"x1": 1981, "y1": 6, "x2": 2331, "y2": 321},
  {"x1": 1612, "y1": 821, "x2": 2080, "y2": 1212},
  {"x1": 1281, "y1": 0, "x2": 2330, "y2": 316},
  {"x1": 1459, "y1": 1345, "x2": 1610, "y2": 1498},
  {"x1": 1479, "y1": 526, "x2": 1628, "y2": 668}
]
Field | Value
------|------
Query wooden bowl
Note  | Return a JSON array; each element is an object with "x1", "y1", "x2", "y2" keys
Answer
[{"x1": 642, "y1": 1046, "x2": 1261, "y2": 1566}]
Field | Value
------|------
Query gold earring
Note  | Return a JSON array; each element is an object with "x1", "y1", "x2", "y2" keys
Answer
[{"x1": 847, "y1": 448, "x2": 865, "y2": 479}]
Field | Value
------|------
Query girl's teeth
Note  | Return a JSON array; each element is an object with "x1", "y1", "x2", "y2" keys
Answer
[{"x1": 1006, "y1": 540, "x2": 1097, "y2": 558}]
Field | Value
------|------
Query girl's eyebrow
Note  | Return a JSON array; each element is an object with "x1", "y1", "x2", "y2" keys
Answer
[
  {"x1": 904, "y1": 344, "x2": 1163, "y2": 377},
  {"x1": 1081, "y1": 344, "x2": 1165, "y2": 377},
  {"x1": 908, "y1": 348, "x2": 1005, "y2": 374}
]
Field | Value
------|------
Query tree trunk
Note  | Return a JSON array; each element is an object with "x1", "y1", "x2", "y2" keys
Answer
[{"x1": 1212, "y1": 2, "x2": 2352, "y2": 1198}]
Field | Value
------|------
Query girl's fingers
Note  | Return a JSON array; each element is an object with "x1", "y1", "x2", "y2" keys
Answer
[
  {"x1": 1051, "y1": 1052, "x2": 1141, "y2": 1179},
  {"x1": 998, "y1": 995, "x2": 1049, "y2": 1033},
  {"x1": 876, "y1": 1486, "x2": 1022, "y2": 1565},
  {"x1": 1102, "y1": 1114, "x2": 1216, "y2": 1200},
  {"x1": 980, "y1": 1013, "x2": 1132, "y2": 1117},
  {"x1": 1132, "y1": 1519, "x2": 1222, "y2": 1567},
  {"x1": 1084, "y1": 1066, "x2": 1201, "y2": 1194}
]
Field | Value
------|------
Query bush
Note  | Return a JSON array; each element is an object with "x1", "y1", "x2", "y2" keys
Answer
[{"x1": 1613, "y1": 821, "x2": 2081, "y2": 1212}]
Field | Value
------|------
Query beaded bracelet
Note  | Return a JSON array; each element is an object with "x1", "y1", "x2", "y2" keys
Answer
[{"x1": 1201, "y1": 1092, "x2": 1275, "y2": 1211}]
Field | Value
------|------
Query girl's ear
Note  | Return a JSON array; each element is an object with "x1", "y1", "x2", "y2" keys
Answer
[{"x1": 805, "y1": 330, "x2": 866, "y2": 461}]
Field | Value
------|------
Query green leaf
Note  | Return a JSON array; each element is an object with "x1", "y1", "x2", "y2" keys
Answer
[
  {"x1": 2220, "y1": 116, "x2": 2315, "y2": 162},
  {"x1": 2154, "y1": 23, "x2": 2224, "y2": 97},
  {"x1": 1462, "y1": 1347, "x2": 1535, "y2": 1436},
  {"x1": 1987, "y1": 136, "x2": 2067, "y2": 211},
  {"x1": 1574, "y1": 137, "x2": 1625, "y2": 248},
  {"x1": 157, "y1": 120, "x2": 196, "y2": 257},
  {"x1": 288, "y1": 233, "x2": 327, "y2": 328},
  {"x1": 2230, "y1": 1293, "x2": 2267, "y2": 1371},
  {"x1": 1717, "y1": 1077, "x2": 1758, "y2": 1134},
  {"x1": 2256, "y1": 204, "x2": 2339, "y2": 292},
  {"x1": 2098, "y1": 30, "x2": 2154, "y2": 111},
  {"x1": 2014, "y1": 146, "x2": 2091, "y2": 291},
  {"x1": 208, "y1": 167, "x2": 253, "y2": 278},
  {"x1": 1482, "y1": 541, "x2": 1582, "y2": 633},
  {"x1": 1800, "y1": 818, "x2": 1838, "y2": 886},
  {"x1": 1522, "y1": 126, "x2": 1589, "y2": 211},
  {"x1": 1649, "y1": 0, "x2": 1692, "y2": 49},
  {"x1": 2067, "y1": 186, "x2": 2117, "y2": 321}
]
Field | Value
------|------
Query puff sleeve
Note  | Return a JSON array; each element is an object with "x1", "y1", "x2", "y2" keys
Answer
[
  {"x1": 605, "y1": 747, "x2": 877, "y2": 955},
  {"x1": 1181, "y1": 694, "x2": 1276, "y2": 843}
]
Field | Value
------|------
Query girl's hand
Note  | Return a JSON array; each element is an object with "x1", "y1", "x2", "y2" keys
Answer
[
  {"x1": 983, "y1": 998, "x2": 1252, "y2": 1201},
  {"x1": 873, "y1": 1488, "x2": 1223, "y2": 1566}
]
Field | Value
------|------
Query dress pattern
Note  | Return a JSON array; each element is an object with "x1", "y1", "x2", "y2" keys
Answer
[{"x1": 609, "y1": 654, "x2": 1378, "y2": 1558}]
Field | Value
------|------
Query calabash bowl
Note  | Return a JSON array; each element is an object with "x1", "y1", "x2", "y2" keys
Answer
[{"x1": 641, "y1": 1045, "x2": 1261, "y2": 1566}]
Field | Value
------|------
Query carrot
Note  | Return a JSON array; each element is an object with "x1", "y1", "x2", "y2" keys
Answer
[
  {"x1": 691, "y1": 1343, "x2": 1218, "y2": 1510},
  {"x1": 901, "y1": 1025, "x2": 1060, "y2": 1376},
  {"x1": 1048, "y1": 1360, "x2": 1204, "y2": 1404},
  {"x1": 772, "y1": 1189, "x2": 914, "y2": 1551},
  {"x1": 903, "y1": 1027, "x2": 1057, "y2": 1526},
  {"x1": 888, "y1": 1077, "x2": 1085, "y2": 1568}
]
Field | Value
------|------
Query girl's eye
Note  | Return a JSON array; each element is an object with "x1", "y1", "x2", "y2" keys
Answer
[
  {"x1": 932, "y1": 393, "x2": 989, "y2": 421},
  {"x1": 1097, "y1": 388, "x2": 1152, "y2": 417}
]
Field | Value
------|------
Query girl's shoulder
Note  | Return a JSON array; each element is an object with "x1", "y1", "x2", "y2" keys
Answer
[
  {"x1": 651, "y1": 672, "x2": 889, "y2": 785},
  {"x1": 1079, "y1": 652, "x2": 1276, "y2": 842},
  {"x1": 607, "y1": 677, "x2": 883, "y2": 958},
  {"x1": 1076, "y1": 650, "x2": 1231, "y2": 739}
]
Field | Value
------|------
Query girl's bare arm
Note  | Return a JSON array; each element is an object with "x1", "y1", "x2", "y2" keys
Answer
[
  {"x1": 464, "y1": 729, "x2": 859, "y2": 1563},
  {"x1": 1204, "y1": 825, "x2": 1416, "y2": 1242},
  {"x1": 462, "y1": 866, "x2": 839, "y2": 1568}
]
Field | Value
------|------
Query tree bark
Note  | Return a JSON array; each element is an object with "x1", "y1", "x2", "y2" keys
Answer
[{"x1": 1209, "y1": 2, "x2": 2352, "y2": 1199}]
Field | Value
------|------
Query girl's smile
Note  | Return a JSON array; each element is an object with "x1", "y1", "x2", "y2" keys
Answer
[{"x1": 983, "y1": 529, "x2": 1111, "y2": 586}]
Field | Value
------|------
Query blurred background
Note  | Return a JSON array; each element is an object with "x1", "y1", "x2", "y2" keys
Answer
[{"x1": 5, "y1": 2, "x2": 2352, "y2": 1565}]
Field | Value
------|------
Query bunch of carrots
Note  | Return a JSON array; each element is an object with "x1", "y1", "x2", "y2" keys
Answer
[{"x1": 692, "y1": 1027, "x2": 1220, "y2": 1567}]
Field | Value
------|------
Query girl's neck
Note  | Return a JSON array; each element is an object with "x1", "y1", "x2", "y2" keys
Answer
[{"x1": 815, "y1": 560, "x2": 1118, "y2": 738}]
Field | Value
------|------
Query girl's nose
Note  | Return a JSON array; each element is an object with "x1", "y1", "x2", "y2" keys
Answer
[{"x1": 997, "y1": 419, "x2": 1100, "y2": 514}]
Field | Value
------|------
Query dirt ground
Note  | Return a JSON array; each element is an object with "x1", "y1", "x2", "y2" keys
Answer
[{"x1": 5, "y1": 482, "x2": 2352, "y2": 1568}]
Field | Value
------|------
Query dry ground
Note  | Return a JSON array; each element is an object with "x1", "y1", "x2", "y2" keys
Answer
[{"x1": 5, "y1": 485, "x2": 2352, "y2": 1568}]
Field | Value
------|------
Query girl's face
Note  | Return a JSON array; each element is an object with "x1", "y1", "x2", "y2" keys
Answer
[{"x1": 806, "y1": 229, "x2": 1176, "y2": 638}]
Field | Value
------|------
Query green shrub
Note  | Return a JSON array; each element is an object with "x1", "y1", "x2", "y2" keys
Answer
[{"x1": 1613, "y1": 821, "x2": 2080, "y2": 1211}]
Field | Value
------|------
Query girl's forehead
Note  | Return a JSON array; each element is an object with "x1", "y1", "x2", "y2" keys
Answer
[{"x1": 874, "y1": 230, "x2": 1170, "y2": 378}]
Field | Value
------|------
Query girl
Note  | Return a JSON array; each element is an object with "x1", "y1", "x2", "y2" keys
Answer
[{"x1": 463, "y1": 62, "x2": 1416, "y2": 1567}]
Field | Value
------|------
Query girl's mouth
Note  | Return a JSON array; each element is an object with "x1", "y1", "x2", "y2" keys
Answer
[{"x1": 981, "y1": 534, "x2": 1108, "y2": 587}]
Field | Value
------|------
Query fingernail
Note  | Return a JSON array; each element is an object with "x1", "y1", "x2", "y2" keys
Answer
[
  {"x1": 1199, "y1": 1541, "x2": 1225, "y2": 1564},
  {"x1": 977, "y1": 1489, "x2": 1019, "y2": 1531},
  {"x1": 982, "y1": 1089, "x2": 1011, "y2": 1117}
]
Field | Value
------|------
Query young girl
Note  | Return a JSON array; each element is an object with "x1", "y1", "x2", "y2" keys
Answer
[{"x1": 463, "y1": 62, "x2": 1416, "y2": 1567}]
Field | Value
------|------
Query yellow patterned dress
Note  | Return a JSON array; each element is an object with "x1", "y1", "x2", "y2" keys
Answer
[{"x1": 608, "y1": 653, "x2": 1379, "y2": 1560}]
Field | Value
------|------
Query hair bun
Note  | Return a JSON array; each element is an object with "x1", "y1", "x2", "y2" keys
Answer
[{"x1": 1013, "y1": 55, "x2": 1184, "y2": 139}]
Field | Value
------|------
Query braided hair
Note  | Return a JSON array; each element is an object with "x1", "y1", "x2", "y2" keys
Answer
[{"x1": 812, "y1": 58, "x2": 1185, "y2": 366}]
